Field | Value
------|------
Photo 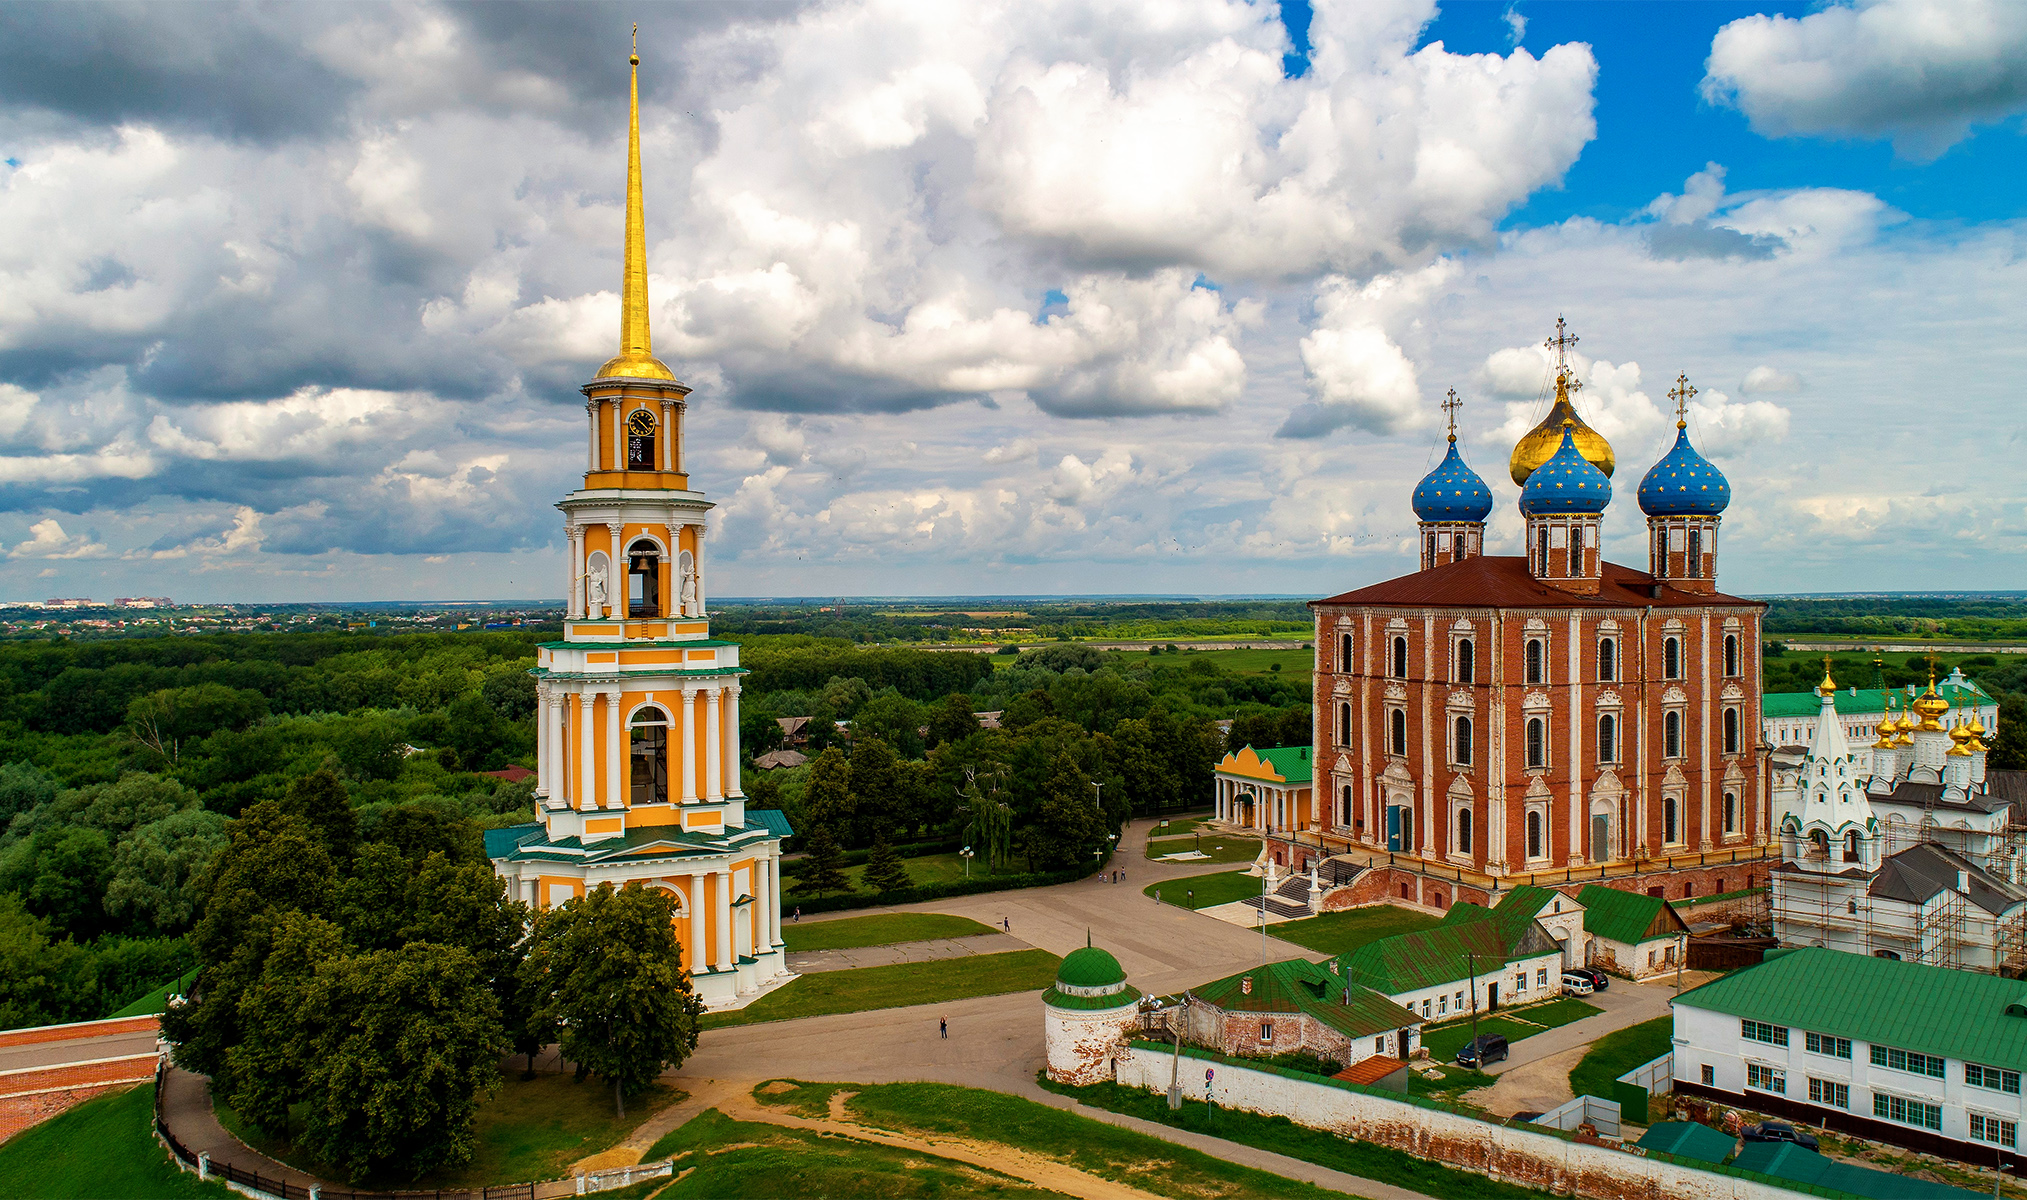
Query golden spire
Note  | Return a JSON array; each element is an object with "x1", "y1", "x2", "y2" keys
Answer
[
  {"x1": 1442, "y1": 388, "x2": 1462, "y2": 444},
  {"x1": 1911, "y1": 665, "x2": 1950, "y2": 730},
  {"x1": 1816, "y1": 655, "x2": 1837, "y2": 697},
  {"x1": 1669, "y1": 374, "x2": 1697, "y2": 430},
  {"x1": 1873, "y1": 697, "x2": 1898, "y2": 749},
  {"x1": 597, "y1": 25, "x2": 675, "y2": 382},
  {"x1": 1509, "y1": 317, "x2": 1614, "y2": 486}
]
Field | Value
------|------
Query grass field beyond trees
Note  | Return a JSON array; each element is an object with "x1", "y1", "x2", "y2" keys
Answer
[
  {"x1": 0, "y1": 1083, "x2": 232, "y2": 1199},
  {"x1": 701, "y1": 948, "x2": 1062, "y2": 1030},
  {"x1": 780, "y1": 912, "x2": 998, "y2": 953}
]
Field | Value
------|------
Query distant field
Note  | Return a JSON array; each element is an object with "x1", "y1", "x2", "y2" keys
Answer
[{"x1": 1103, "y1": 646, "x2": 1313, "y2": 677}]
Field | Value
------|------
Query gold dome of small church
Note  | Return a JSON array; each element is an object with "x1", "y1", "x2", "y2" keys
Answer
[{"x1": 1509, "y1": 318, "x2": 1614, "y2": 487}]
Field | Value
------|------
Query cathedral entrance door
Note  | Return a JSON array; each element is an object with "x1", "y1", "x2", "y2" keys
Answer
[{"x1": 1591, "y1": 814, "x2": 1611, "y2": 863}]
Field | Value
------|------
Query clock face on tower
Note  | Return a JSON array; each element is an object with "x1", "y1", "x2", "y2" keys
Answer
[{"x1": 626, "y1": 408, "x2": 656, "y2": 469}]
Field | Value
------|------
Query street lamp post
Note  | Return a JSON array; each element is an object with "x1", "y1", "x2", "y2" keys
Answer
[{"x1": 960, "y1": 846, "x2": 974, "y2": 880}]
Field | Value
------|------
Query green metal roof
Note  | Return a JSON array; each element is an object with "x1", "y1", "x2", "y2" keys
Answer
[
  {"x1": 1043, "y1": 983, "x2": 1141, "y2": 1011},
  {"x1": 1633, "y1": 1121, "x2": 1735, "y2": 1165},
  {"x1": 1675, "y1": 946, "x2": 2027, "y2": 1073},
  {"x1": 1441, "y1": 886, "x2": 1565, "y2": 945},
  {"x1": 486, "y1": 817, "x2": 781, "y2": 865},
  {"x1": 1577, "y1": 885, "x2": 1684, "y2": 946},
  {"x1": 1762, "y1": 680, "x2": 1991, "y2": 720},
  {"x1": 1227, "y1": 745, "x2": 1314, "y2": 784},
  {"x1": 1335, "y1": 920, "x2": 1548, "y2": 996},
  {"x1": 1057, "y1": 947, "x2": 1127, "y2": 988},
  {"x1": 1191, "y1": 958, "x2": 1420, "y2": 1040},
  {"x1": 1731, "y1": 1140, "x2": 1979, "y2": 1199}
]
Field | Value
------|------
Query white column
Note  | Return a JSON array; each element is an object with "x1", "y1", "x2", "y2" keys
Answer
[
  {"x1": 715, "y1": 866, "x2": 734, "y2": 970},
  {"x1": 577, "y1": 692, "x2": 597, "y2": 812},
  {"x1": 692, "y1": 531, "x2": 707, "y2": 615},
  {"x1": 534, "y1": 684, "x2": 550, "y2": 798},
  {"x1": 688, "y1": 871, "x2": 707, "y2": 974},
  {"x1": 520, "y1": 875, "x2": 536, "y2": 907},
  {"x1": 606, "y1": 688, "x2": 625, "y2": 809},
  {"x1": 586, "y1": 402, "x2": 597, "y2": 472},
  {"x1": 612, "y1": 399, "x2": 625, "y2": 473},
  {"x1": 548, "y1": 695, "x2": 566, "y2": 802},
  {"x1": 606, "y1": 521, "x2": 626, "y2": 619},
  {"x1": 723, "y1": 685, "x2": 743, "y2": 797},
  {"x1": 680, "y1": 689, "x2": 698, "y2": 802},
  {"x1": 704, "y1": 687, "x2": 724, "y2": 801},
  {"x1": 565, "y1": 524, "x2": 583, "y2": 619},
  {"x1": 767, "y1": 852, "x2": 783, "y2": 948},
  {"x1": 660, "y1": 399, "x2": 674, "y2": 470}
]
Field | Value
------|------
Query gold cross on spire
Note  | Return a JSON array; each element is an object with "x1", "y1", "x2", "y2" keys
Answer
[
  {"x1": 1669, "y1": 374, "x2": 1697, "y2": 430},
  {"x1": 1442, "y1": 388, "x2": 1462, "y2": 444},
  {"x1": 1545, "y1": 316, "x2": 1582, "y2": 395},
  {"x1": 632, "y1": 22, "x2": 638, "y2": 58}
]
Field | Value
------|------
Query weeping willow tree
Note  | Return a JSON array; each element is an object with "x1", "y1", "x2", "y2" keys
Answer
[{"x1": 961, "y1": 766, "x2": 1014, "y2": 873}]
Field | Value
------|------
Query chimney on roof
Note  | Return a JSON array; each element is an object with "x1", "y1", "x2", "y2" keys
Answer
[{"x1": 1241, "y1": 976, "x2": 1252, "y2": 995}]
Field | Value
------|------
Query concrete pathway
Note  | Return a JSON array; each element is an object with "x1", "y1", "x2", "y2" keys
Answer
[
  {"x1": 787, "y1": 932, "x2": 1031, "y2": 974},
  {"x1": 158, "y1": 1063, "x2": 339, "y2": 1192},
  {"x1": 1481, "y1": 977, "x2": 1679, "y2": 1077}
]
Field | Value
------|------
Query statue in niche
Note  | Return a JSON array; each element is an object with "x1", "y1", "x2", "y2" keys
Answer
[
  {"x1": 586, "y1": 567, "x2": 608, "y2": 616},
  {"x1": 678, "y1": 552, "x2": 697, "y2": 617}
]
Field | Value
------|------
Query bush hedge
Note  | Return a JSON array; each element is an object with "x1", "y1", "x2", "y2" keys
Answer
[{"x1": 779, "y1": 838, "x2": 962, "y2": 875}]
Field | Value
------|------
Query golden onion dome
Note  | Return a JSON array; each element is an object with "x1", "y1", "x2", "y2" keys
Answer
[
  {"x1": 1970, "y1": 711, "x2": 1988, "y2": 737},
  {"x1": 1510, "y1": 370, "x2": 1614, "y2": 487},
  {"x1": 1873, "y1": 705, "x2": 1898, "y2": 749},
  {"x1": 1911, "y1": 680, "x2": 1951, "y2": 729},
  {"x1": 1950, "y1": 719, "x2": 1976, "y2": 746}
]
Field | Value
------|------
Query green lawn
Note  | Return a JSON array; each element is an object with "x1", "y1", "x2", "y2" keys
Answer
[
  {"x1": 1144, "y1": 835, "x2": 1261, "y2": 863},
  {"x1": 1145, "y1": 815, "x2": 1211, "y2": 838},
  {"x1": 755, "y1": 1080, "x2": 1355, "y2": 1200},
  {"x1": 788, "y1": 851, "x2": 985, "y2": 898},
  {"x1": 1508, "y1": 997, "x2": 1604, "y2": 1031},
  {"x1": 110, "y1": 968, "x2": 198, "y2": 1018},
  {"x1": 1407, "y1": 1062, "x2": 1495, "y2": 1100},
  {"x1": 0, "y1": 1083, "x2": 233, "y2": 1199},
  {"x1": 648, "y1": 1108, "x2": 1067, "y2": 1199},
  {"x1": 1568, "y1": 1016, "x2": 1674, "y2": 1101},
  {"x1": 701, "y1": 948, "x2": 1062, "y2": 1030},
  {"x1": 1271, "y1": 906, "x2": 1442, "y2": 955},
  {"x1": 1419, "y1": 997, "x2": 1601, "y2": 1062},
  {"x1": 1143, "y1": 868, "x2": 1263, "y2": 910},
  {"x1": 1034, "y1": 1078, "x2": 1543, "y2": 1200},
  {"x1": 782, "y1": 912, "x2": 998, "y2": 952},
  {"x1": 214, "y1": 1070, "x2": 685, "y2": 1189}
]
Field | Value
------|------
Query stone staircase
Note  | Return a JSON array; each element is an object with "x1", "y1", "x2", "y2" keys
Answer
[{"x1": 1242, "y1": 872, "x2": 1317, "y2": 919}]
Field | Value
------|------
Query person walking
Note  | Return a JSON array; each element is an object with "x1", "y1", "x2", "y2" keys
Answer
[
  {"x1": 793, "y1": 906, "x2": 801, "y2": 922},
  {"x1": 939, "y1": 1016, "x2": 948, "y2": 1039},
  {"x1": 1002, "y1": 916, "x2": 1009, "y2": 932}
]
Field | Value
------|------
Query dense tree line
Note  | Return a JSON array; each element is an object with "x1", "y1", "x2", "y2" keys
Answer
[
  {"x1": 708, "y1": 599, "x2": 1313, "y2": 643},
  {"x1": 1763, "y1": 596, "x2": 2027, "y2": 641}
]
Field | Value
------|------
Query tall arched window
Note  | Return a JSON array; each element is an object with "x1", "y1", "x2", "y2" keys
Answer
[
  {"x1": 626, "y1": 538, "x2": 663, "y2": 617},
  {"x1": 1456, "y1": 638, "x2": 1475, "y2": 683},
  {"x1": 1457, "y1": 809, "x2": 1473, "y2": 854},
  {"x1": 1526, "y1": 810, "x2": 1543, "y2": 859},
  {"x1": 1526, "y1": 717, "x2": 1546, "y2": 768},
  {"x1": 1724, "y1": 791, "x2": 1738, "y2": 834},
  {"x1": 1724, "y1": 707, "x2": 1740, "y2": 754},
  {"x1": 1664, "y1": 636, "x2": 1682, "y2": 679},
  {"x1": 1425, "y1": 532, "x2": 1436, "y2": 564},
  {"x1": 1341, "y1": 784, "x2": 1353, "y2": 827},
  {"x1": 1339, "y1": 633, "x2": 1353, "y2": 673},
  {"x1": 1664, "y1": 795, "x2": 1679, "y2": 844},
  {"x1": 1525, "y1": 639, "x2": 1544, "y2": 684},
  {"x1": 1664, "y1": 710, "x2": 1683, "y2": 758},
  {"x1": 1392, "y1": 636, "x2": 1409, "y2": 678},
  {"x1": 1337, "y1": 703, "x2": 1352, "y2": 747},
  {"x1": 1845, "y1": 830, "x2": 1860, "y2": 862},
  {"x1": 1687, "y1": 528, "x2": 1703, "y2": 576},
  {"x1": 629, "y1": 705, "x2": 671, "y2": 805},
  {"x1": 1454, "y1": 716, "x2": 1473, "y2": 766},
  {"x1": 1598, "y1": 637, "x2": 1617, "y2": 682},
  {"x1": 1390, "y1": 709, "x2": 1407, "y2": 755},
  {"x1": 1598, "y1": 713, "x2": 1617, "y2": 763},
  {"x1": 1724, "y1": 634, "x2": 1740, "y2": 677}
]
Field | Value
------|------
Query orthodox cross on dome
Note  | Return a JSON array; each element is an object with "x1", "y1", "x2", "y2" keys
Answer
[
  {"x1": 1669, "y1": 374, "x2": 1697, "y2": 430},
  {"x1": 1545, "y1": 316, "x2": 1582, "y2": 395},
  {"x1": 1442, "y1": 388, "x2": 1462, "y2": 444}
]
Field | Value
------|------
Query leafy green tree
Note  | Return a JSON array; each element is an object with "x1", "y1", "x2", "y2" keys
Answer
[
  {"x1": 845, "y1": 738, "x2": 900, "y2": 840},
  {"x1": 0, "y1": 895, "x2": 95, "y2": 1027},
  {"x1": 796, "y1": 824, "x2": 850, "y2": 897},
  {"x1": 333, "y1": 713, "x2": 408, "y2": 782},
  {"x1": 0, "y1": 763, "x2": 57, "y2": 826},
  {"x1": 745, "y1": 770, "x2": 783, "y2": 810},
  {"x1": 861, "y1": 827, "x2": 912, "y2": 893},
  {"x1": 228, "y1": 910, "x2": 347, "y2": 1135},
  {"x1": 281, "y1": 768, "x2": 357, "y2": 860},
  {"x1": 852, "y1": 695, "x2": 923, "y2": 758},
  {"x1": 802, "y1": 747, "x2": 854, "y2": 839},
  {"x1": 819, "y1": 675, "x2": 874, "y2": 718},
  {"x1": 0, "y1": 826, "x2": 113, "y2": 939},
  {"x1": 519, "y1": 885, "x2": 701, "y2": 1118},
  {"x1": 298, "y1": 941, "x2": 507, "y2": 1182},
  {"x1": 1990, "y1": 696, "x2": 2027, "y2": 770},
  {"x1": 926, "y1": 693, "x2": 980, "y2": 748},
  {"x1": 1019, "y1": 752, "x2": 1099, "y2": 872},
  {"x1": 104, "y1": 807, "x2": 230, "y2": 935},
  {"x1": 368, "y1": 799, "x2": 482, "y2": 864},
  {"x1": 126, "y1": 684, "x2": 269, "y2": 764},
  {"x1": 479, "y1": 667, "x2": 537, "y2": 721},
  {"x1": 739, "y1": 705, "x2": 785, "y2": 757}
]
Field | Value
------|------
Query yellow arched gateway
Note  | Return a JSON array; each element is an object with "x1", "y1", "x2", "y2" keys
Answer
[{"x1": 483, "y1": 45, "x2": 790, "y2": 1012}]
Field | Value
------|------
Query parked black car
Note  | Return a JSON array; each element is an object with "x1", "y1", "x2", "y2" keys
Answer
[
  {"x1": 1456, "y1": 1034, "x2": 1509, "y2": 1067},
  {"x1": 1741, "y1": 1122, "x2": 1820, "y2": 1150},
  {"x1": 1563, "y1": 966, "x2": 1609, "y2": 991}
]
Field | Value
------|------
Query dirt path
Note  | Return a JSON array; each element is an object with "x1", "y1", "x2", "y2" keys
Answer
[
  {"x1": 714, "y1": 1082, "x2": 1169, "y2": 1200},
  {"x1": 1473, "y1": 1043, "x2": 1587, "y2": 1117}
]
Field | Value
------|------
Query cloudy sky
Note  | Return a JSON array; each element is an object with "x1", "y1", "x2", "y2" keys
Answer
[{"x1": 1, "y1": 0, "x2": 2023, "y2": 603}]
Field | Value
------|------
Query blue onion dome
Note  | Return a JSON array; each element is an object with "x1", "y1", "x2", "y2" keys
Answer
[
  {"x1": 1518, "y1": 423, "x2": 1612, "y2": 516},
  {"x1": 1411, "y1": 441, "x2": 1494, "y2": 522},
  {"x1": 1638, "y1": 424, "x2": 1731, "y2": 516}
]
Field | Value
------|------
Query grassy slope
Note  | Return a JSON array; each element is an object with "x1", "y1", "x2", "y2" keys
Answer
[
  {"x1": 1029, "y1": 1078, "x2": 1544, "y2": 1200},
  {"x1": 1568, "y1": 1015, "x2": 1674, "y2": 1101},
  {"x1": 781, "y1": 912, "x2": 998, "y2": 953},
  {"x1": 754, "y1": 1080, "x2": 1355, "y2": 1200},
  {"x1": 0, "y1": 1083, "x2": 233, "y2": 1200},
  {"x1": 1142, "y1": 868, "x2": 1262, "y2": 910},
  {"x1": 214, "y1": 1070, "x2": 685, "y2": 1189},
  {"x1": 701, "y1": 948, "x2": 1062, "y2": 1030},
  {"x1": 1270, "y1": 906, "x2": 1442, "y2": 955},
  {"x1": 111, "y1": 968, "x2": 199, "y2": 1018},
  {"x1": 650, "y1": 1108, "x2": 1068, "y2": 1199}
]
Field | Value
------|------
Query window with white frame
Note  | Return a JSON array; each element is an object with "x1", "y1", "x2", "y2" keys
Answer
[
  {"x1": 1664, "y1": 636, "x2": 1682, "y2": 679},
  {"x1": 1724, "y1": 707, "x2": 1741, "y2": 754},
  {"x1": 1390, "y1": 709, "x2": 1407, "y2": 755},
  {"x1": 1525, "y1": 638, "x2": 1545, "y2": 684},
  {"x1": 1515, "y1": 971, "x2": 1528, "y2": 993},
  {"x1": 1804, "y1": 1031, "x2": 1851, "y2": 1059},
  {"x1": 1598, "y1": 712, "x2": 1618, "y2": 763},
  {"x1": 1422, "y1": 998, "x2": 1431, "y2": 1017},
  {"x1": 1536, "y1": 967, "x2": 1548, "y2": 987},
  {"x1": 1870, "y1": 1044, "x2": 1945, "y2": 1078},
  {"x1": 1260, "y1": 1021, "x2": 1273, "y2": 1041},
  {"x1": 1526, "y1": 717, "x2": 1546, "y2": 768},
  {"x1": 1598, "y1": 636, "x2": 1617, "y2": 682},
  {"x1": 1455, "y1": 638, "x2": 1475, "y2": 683},
  {"x1": 1391, "y1": 635, "x2": 1409, "y2": 678},
  {"x1": 1438, "y1": 994, "x2": 1448, "y2": 1015},
  {"x1": 1453, "y1": 715, "x2": 1473, "y2": 766},
  {"x1": 1338, "y1": 702, "x2": 1351, "y2": 747},
  {"x1": 1339, "y1": 632, "x2": 1353, "y2": 673},
  {"x1": 1973, "y1": 1115, "x2": 2019, "y2": 1147},
  {"x1": 1875, "y1": 1094, "x2": 1942, "y2": 1130},
  {"x1": 1664, "y1": 710, "x2": 1683, "y2": 758},
  {"x1": 1741, "y1": 1020, "x2": 1788, "y2": 1046},
  {"x1": 1747, "y1": 1064, "x2": 1786, "y2": 1094},
  {"x1": 1967, "y1": 1063, "x2": 2022, "y2": 1094},
  {"x1": 1808, "y1": 1078, "x2": 1849, "y2": 1109},
  {"x1": 1724, "y1": 633, "x2": 1741, "y2": 676},
  {"x1": 1456, "y1": 808, "x2": 1473, "y2": 854}
]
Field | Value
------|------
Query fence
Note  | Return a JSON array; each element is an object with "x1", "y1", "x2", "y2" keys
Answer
[
  {"x1": 151, "y1": 1062, "x2": 651, "y2": 1200},
  {"x1": 1531, "y1": 1095, "x2": 1621, "y2": 1137},
  {"x1": 1612, "y1": 1050, "x2": 1674, "y2": 1118}
]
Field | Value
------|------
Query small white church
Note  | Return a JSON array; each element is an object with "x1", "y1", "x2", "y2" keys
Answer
[{"x1": 1772, "y1": 665, "x2": 2027, "y2": 974}]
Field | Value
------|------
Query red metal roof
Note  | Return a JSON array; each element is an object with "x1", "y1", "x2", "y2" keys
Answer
[
  {"x1": 1335, "y1": 1055, "x2": 1406, "y2": 1086},
  {"x1": 481, "y1": 766, "x2": 536, "y2": 782},
  {"x1": 1311, "y1": 556, "x2": 1763, "y2": 611}
]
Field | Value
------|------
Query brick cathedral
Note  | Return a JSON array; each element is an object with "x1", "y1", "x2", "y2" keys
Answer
[{"x1": 1302, "y1": 323, "x2": 1769, "y2": 908}]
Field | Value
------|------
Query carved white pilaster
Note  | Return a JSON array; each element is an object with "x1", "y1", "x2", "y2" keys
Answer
[
  {"x1": 660, "y1": 399, "x2": 674, "y2": 471},
  {"x1": 577, "y1": 692, "x2": 597, "y2": 812},
  {"x1": 723, "y1": 684, "x2": 742, "y2": 797},
  {"x1": 585, "y1": 402, "x2": 598, "y2": 472},
  {"x1": 565, "y1": 523, "x2": 584, "y2": 619},
  {"x1": 606, "y1": 521, "x2": 626, "y2": 619},
  {"x1": 680, "y1": 688, "x2": 698, "y2": 802},
  {"x1": 543, "y1": 691, "x2": 564, "y2": 800},
  {"x1": 704, "y1": 687, "x2": 723, "y2": 801},
  {"x1": 688, "y1": 870, "x2": 707, "y2": 974},
  {"x1": 611, "y1": 398, "x2": 624, "y2": 474},
  {"x1": 715, "y1": 866, "x2": 734, "y2": 970},
  {"x1": 605, "y1": 687, "x2": 625, "y2": 809}
]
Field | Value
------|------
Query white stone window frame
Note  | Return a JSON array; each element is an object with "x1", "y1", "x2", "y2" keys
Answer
[
  {"x1": 1662, "y1": 788, "x2": 1688, "y2": 848},
  {"x1": 1450, "y1": 621, "x2": 1477, "y2": 685},
  {"x1": 1523, "y1": 802, "x2": 1551, "y2": 864},
  {"x1": 1523, "y1": 625, "x2": 1549, "y2": 686},
  {"x1": 1663, "y1": 701, "x2": 1688, "y2": 760},
  {"x1": 1385, "y1": 704, "x2": 1409, "y2": 758}
]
